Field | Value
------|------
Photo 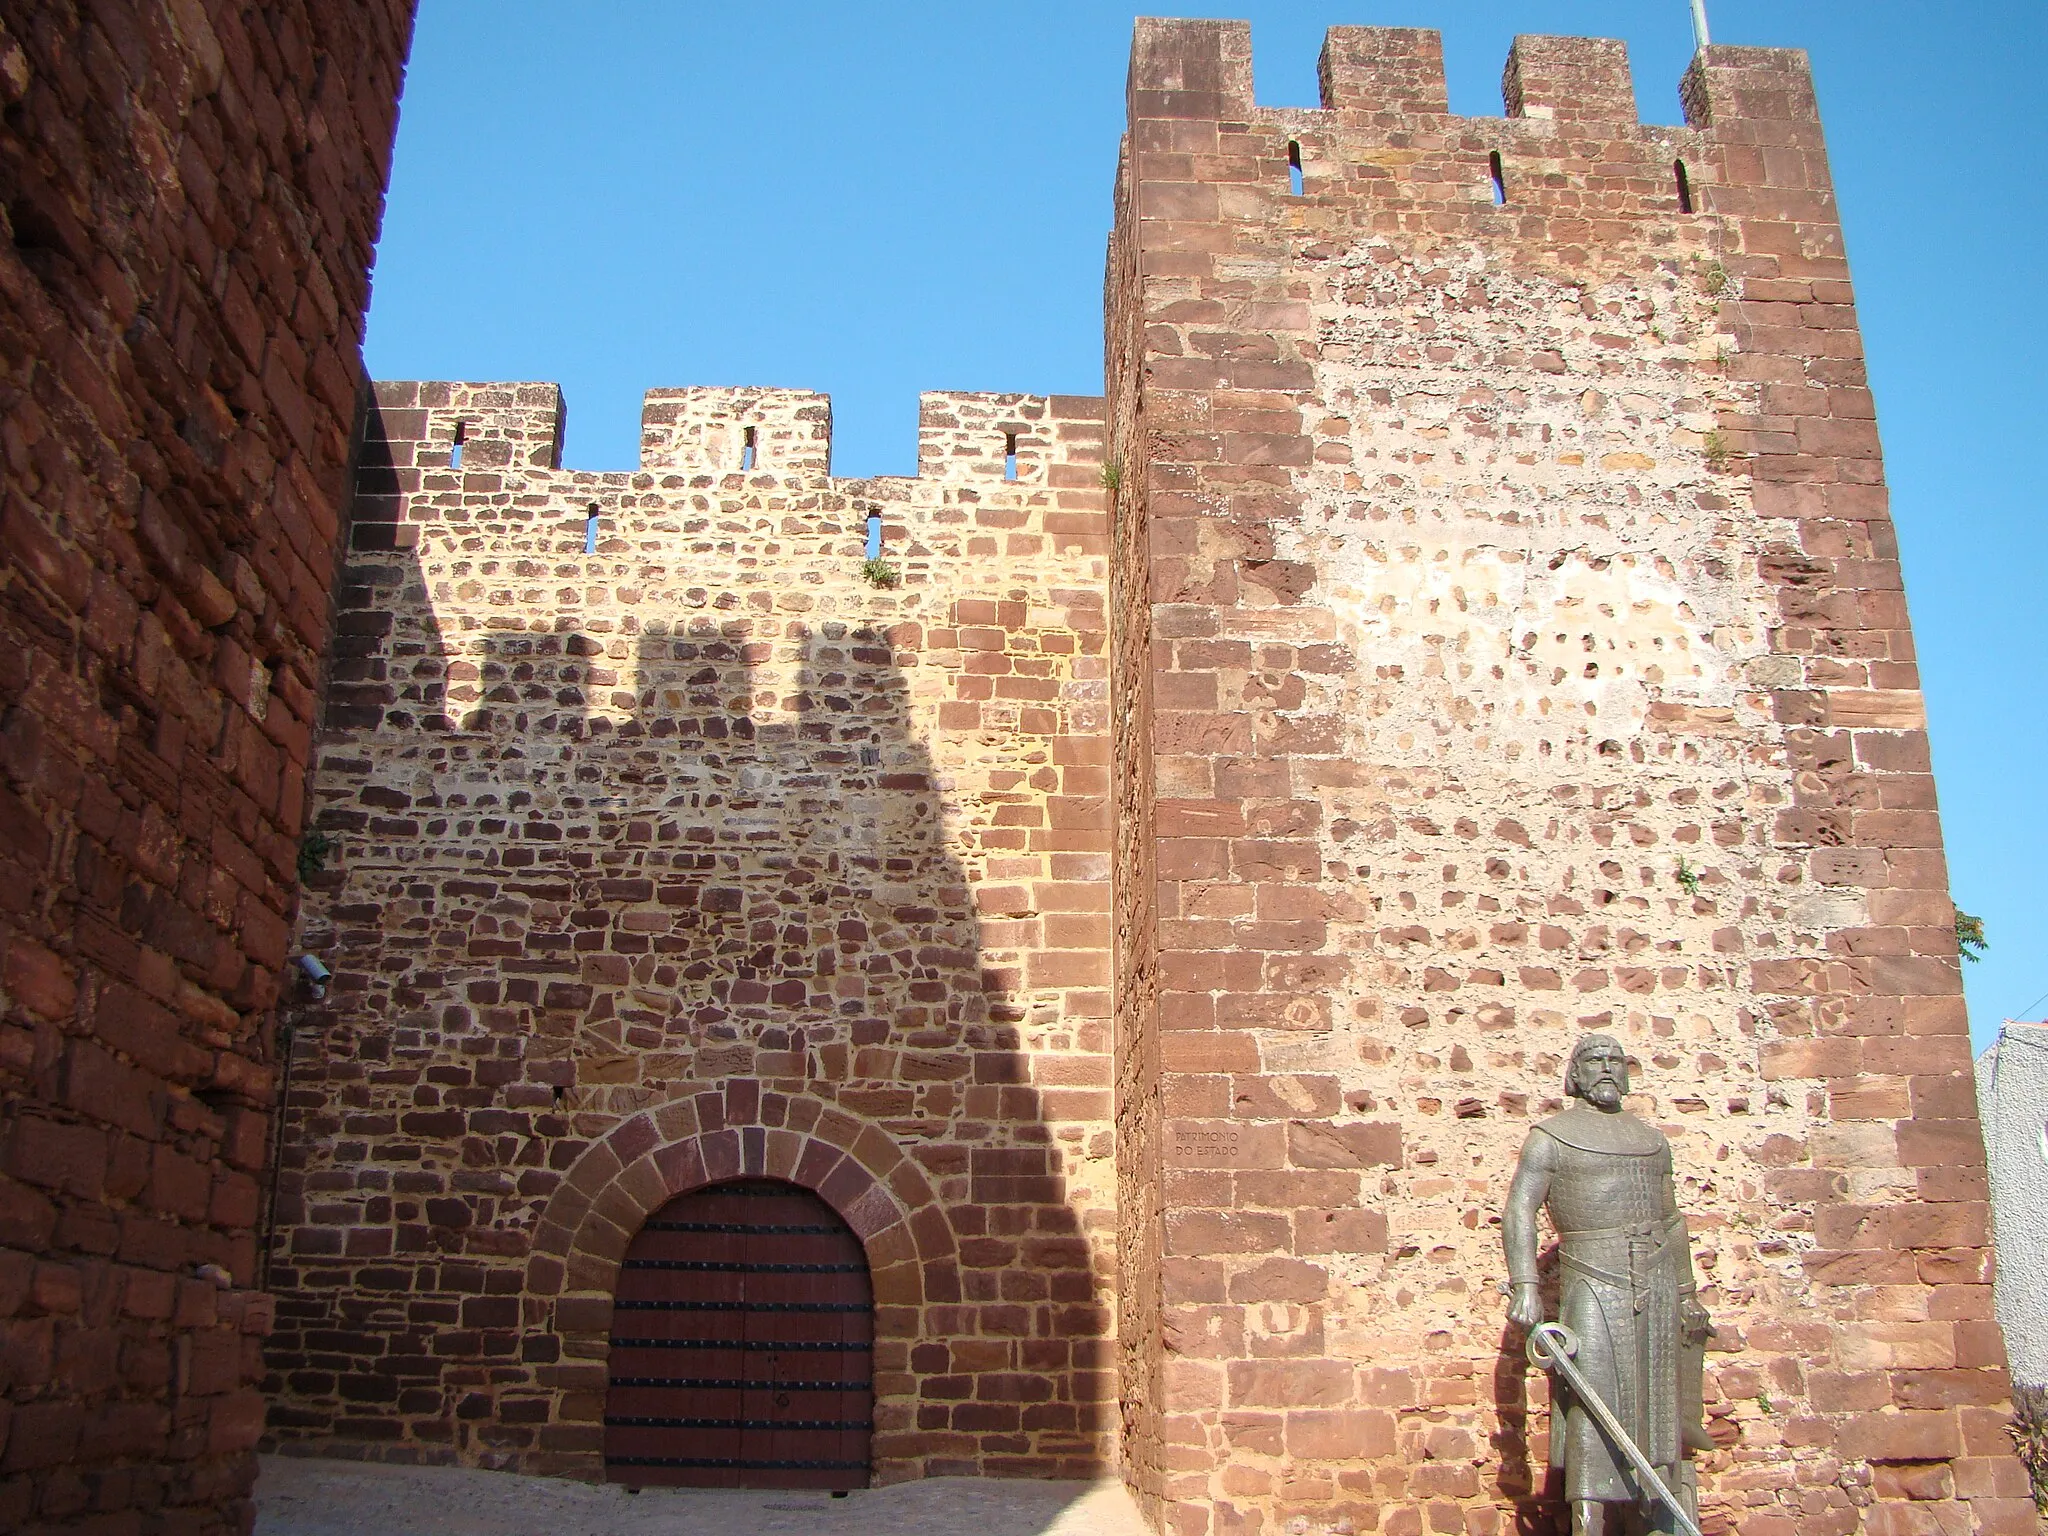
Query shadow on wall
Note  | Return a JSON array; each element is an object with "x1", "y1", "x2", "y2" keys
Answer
[
  {"x1": 267, "y1": 406, "x2": 1109, "y2": 1475},
  {"x1": 625, "y1": 622, "x2": 984, "y2": 1060},
  {"x1": 1488, "y1": 1263, "x2": 1564, "y2": 1522}
]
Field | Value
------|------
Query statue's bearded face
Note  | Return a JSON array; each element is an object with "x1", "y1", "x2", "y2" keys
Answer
[{"x1": 1570, "y1": 1037, "x2": 1630, "y2": 1108}]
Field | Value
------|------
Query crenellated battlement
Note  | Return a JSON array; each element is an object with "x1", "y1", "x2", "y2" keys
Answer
[
  {"x1": 1155, "y1": 19, "x2": 1821, "y2": 138},
  {"x1": 341, "y1": 380, "x2": 1110, "y2": 601},
  {"x1": 1123, "y1": 20, "x2": 1833, "y2": 247},
  {"x1": 361, "y1": 380, "x2": 1106, "y2": 503},
  {"x1": 917, "y1": 391, "x2": 1109, "y2": 488},
  {"x1": 1500, "y1": 33, "x2": 1635, "y2": 123},
  {"x1": 639, "y1": 385, "x2": 832, "y2": 476},
  {"x1": 1316, "y1": 26, "x2": 1447, "y2": 117}
]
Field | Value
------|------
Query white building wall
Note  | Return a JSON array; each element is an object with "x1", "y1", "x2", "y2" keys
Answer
[{"x1": 1978, "y1": 1022, "x2": 2048, "y2": 1387}]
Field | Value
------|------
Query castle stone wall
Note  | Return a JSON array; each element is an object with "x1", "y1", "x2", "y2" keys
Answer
[
  {"x1": 0, "y1": 4, "x2": 411, "y2": 1533},
  {"x1": 264, "y1": 383, "x2": 1120, "y2": 1481},
  {"x1": 1106, "y1": 142, "x2": 1167, "y2": 1529},
  {"x1": 1109, "y1": 21, "x2": 2024, "y2": 1536},
  {"x1": 29, "y1": 9, "x2": 2001, "y2": 1531}
]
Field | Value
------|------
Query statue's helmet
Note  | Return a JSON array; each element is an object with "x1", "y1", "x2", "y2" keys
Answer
[{"x1": 1564, "y1": 1033, "x2": 1630, "y2": 1099}]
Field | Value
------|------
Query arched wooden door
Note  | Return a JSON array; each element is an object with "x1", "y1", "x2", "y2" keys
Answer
[{"x1": 604, "y1": 1178, "x2": 874, "y2": 1489}]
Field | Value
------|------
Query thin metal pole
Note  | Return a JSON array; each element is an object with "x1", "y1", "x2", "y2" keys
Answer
[
  {"x1": 1689, "y1": 0, "x2": 1712, "y2": 50},
  {"x1": 259, "y1": 1014, "x2": 299, "y2": 1291}
]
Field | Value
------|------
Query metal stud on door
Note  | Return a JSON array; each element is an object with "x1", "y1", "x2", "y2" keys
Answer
[{"x1": 604, "y1": 1179, "x2": 873, "y2": 1489}]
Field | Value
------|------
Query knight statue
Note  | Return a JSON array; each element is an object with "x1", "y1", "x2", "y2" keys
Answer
[{"x1": 1501, "y1": 1034, "x2": 1715, "y2": 1536}]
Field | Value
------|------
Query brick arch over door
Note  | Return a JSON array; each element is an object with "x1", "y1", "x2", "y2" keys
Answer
[{"x1": 522, "y1": 1084, "x2": 959, "y2": 1481}]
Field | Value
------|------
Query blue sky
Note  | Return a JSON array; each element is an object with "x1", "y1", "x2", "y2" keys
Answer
[{"x1": 363, "y1": 1, "x2": 2046, "y2": 1052}]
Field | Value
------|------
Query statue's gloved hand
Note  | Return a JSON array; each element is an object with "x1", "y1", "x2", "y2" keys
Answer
[
  {"x1": 1680, "y1": 1297, "x2": 1712, "y2": 1338},
  {"x1": 1506, "y1": 1281, "x2": 1545, "y2": 1330}
]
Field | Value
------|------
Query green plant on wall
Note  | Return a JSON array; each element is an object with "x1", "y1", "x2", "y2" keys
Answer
[
  {"x1": 861, "y1": 558, "x2": 898, "y2": 589},
  {"x1": 297, "y1": 829, "x2": 334, "y2": 883},
  {"x1": 2013, "y1": 1386, "x2": 2048, "y2": 1517},
  {"x1": 1675, "y1": 856, "x2": 1702, "y2": 898},
  {"x1": 1956, "y1": 908, "x2": 1988, "y2": 962}
]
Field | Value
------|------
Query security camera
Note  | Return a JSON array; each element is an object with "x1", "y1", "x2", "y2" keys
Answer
[{"x1": 294, "y1": 954, "x2": 331, "y2": 999}]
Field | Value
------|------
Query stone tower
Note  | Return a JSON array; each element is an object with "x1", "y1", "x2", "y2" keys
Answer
[{"x1": 1104, "y1": 21, "x2": 2023, "y2": 1536}]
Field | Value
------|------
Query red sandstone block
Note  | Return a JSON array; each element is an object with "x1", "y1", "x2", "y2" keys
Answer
[
  {"x1": 6, "y1": 1116, "x2": 108, "y2": 1201},
  {"x1": 1157, "y1": 799, "x2": 1246, "y2": 837},
  {"x1": 1285, "y1": 1407, "x2": 1396, "y2": 1459},
  {"x1": 59, "y1": 1041, "x2": 161, "y2": 1137},
  {"x1": 1805, "y1": 1250, "x2": 1918, "y2": 1286},
  {"x1": 1952, "y1": 1321, "x2": 2008, "y2": 1369},
  {"x1": 1956, "y1": 1405, "x2": 2020, "y2": 1457},
  {"x1": 1926, "y1": 1283, "x2": 1996, "y2": 1323},
  {"x1": 1164, "y1": 1121, "x2": 1283, "y2": 1171},
  {"x1": 1889, "y1": 1368, "x2": 2011, "y2": 1410},
  {"x1": 1836, "y1": 1409, "x2": 1960, "y2": 1461},
  {"x1": 1226, "y1": 1073, "x2": 1341, "y2": 1120},
  {"x1": 1165, "y1": 1209, "x2": 1289, "y2": 1257},
  {"x1": 1895, "y1": 1120, "x2": 1986, "y2": 1171},
  {"x1": 1759, "y1": 1037, "x2": 1860, "y2": 1079},
  {"x1": 1287, "y1": 1120, "x2": 1401, "y2": 1169},
  {"x1": 1797, "y1": 417, "x2": 1882, "y2": 458},
  {"x1": 1, "y1": 1400, "x2": 81, "y2": 1471},
  {"x1": 1158, "y1": 838, "x2": 1227, "y2": 880},
  {"x1": 1915, "y1": 1248, "x2": 1992, "y2": 1287},
  {"x1": 0, "y1": 1253, "x2": 31, "y2": 1318},
  {"x1": 1160, "y1": 1033, "x2": 1260, "y2": 1074},
  {"x1": 1871, "y1": 1463, "x2": 1954, "y2": 1504},
  {"x1": 1886, "y1": 1203, "x2": 1988, "y2": 1251},
  {"x1": 1807, "y1": 1370, "x2": 1892, "y2": 1413},
  {"x1": 1952, "y1": 1456, "x2": 2031, "y2": 1499},
  {"x1": 1216, "y1": 992, "x2": 1328, "y2": 1031},
  {"x1": 0, "y1": 936, "x2": 75, "y2": 1022},
  {"x1": 1904, "y1": 995, "x2": 1971, "y2": 1037},
  {"x1": 81, "y1": 1398, "x2": 169, "y2": 1462},
  {"x1": 1025, "y1": 951, "x2": 1108, "y2": 988},
  {"x1": 1225, "y1": 1256, "x2": 1328, "y2": 1305},
  {"x1": 0, "y1": 1315, "x2": 53, "y2": 1391},
  {"x1": 1859, "y1": 1504, "x2": 1960, "y2": 1536},
  {"x1": 1227, "y1": 1358, "x2": 1352, "y2": 1408},
  {"x1": 1969, "y1": 1499, "x2": 2043, "y2": 1536},
  {"x1": 206, "y1": 1389, "x2": 269, "y2": 1454},
  {"x1": 1293, "y1": 1208, "x2": 1388, "y2": 1255}
]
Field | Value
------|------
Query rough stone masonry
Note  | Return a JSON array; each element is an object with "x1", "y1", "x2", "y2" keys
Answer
[
  {"x1": 1102, "y1": 23, "x2": 2025, "y2": 1536},
  {"x1": 0, "y1": 4, "x2": 413, "y2": 1536},
  {"x1": 0, "y1": 8, "x2": 2028, "y2": 1536},
  {"x1": 265, "y1": 384, "x2": 1120, "y2": 1480}
]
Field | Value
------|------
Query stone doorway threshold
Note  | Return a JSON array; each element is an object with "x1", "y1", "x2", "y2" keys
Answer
[{"x1": 256, "y1": 1455, "x2": 1151, "y2": 1536}]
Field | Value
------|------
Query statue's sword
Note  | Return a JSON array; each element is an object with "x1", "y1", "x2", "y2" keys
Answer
[{"x1": 1527, "y1": 1322, "x2": 1704, "y2": 1536}]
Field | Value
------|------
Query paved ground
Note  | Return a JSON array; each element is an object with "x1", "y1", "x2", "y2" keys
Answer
[{"x1": 256, "y1": 1455, "x2": 1151, "y2": 1536}]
